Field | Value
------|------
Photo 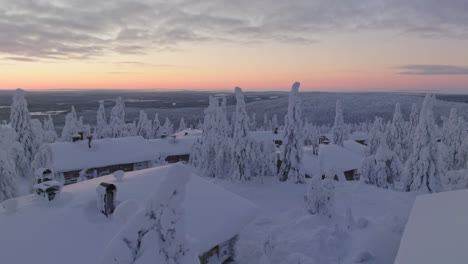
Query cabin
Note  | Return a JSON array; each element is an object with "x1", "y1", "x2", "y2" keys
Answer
[
  {"x1": 395, "y1": 189, "x2": 468, "y2": 264},
  {"x1": 349, "y1": 131, "x2": 368, "y2": 146},
  {"x1": 318, "y1": 133, "x2": 333, "y2": 145},
  {"x1": 303, "y1": 141, "x2": 364, "y2": 181},
  {"x1": 33, "y1": 136, "x2": 197, "y2": 185},
  {"x1": 0, "y1": 164, "x2": 257, "y2": 264}
]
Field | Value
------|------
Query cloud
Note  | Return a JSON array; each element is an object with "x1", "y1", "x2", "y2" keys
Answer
[
  {"x1": 397, "y1": 65, "x2": 468, "y2": 75},
  {"x1": 0, "y1": 0, "x2": 467, "y2": 60}
]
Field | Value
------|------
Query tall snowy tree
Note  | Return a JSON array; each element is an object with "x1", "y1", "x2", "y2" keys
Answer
[
  {"x1": 388, "y1": 103, "x2": 406, "y2": 160},
  {"x1": 404, "y1": 103, "x2": 420, "y2": 156},
  {"x1": 251, "y1": 113, "x2": 257, "y2": 131},
  {"x1": 360, "y1": 134, "x2": 403, "y2": 189},
  {"x1": 108, "y1": 97, "x2": 126, "y2": 138},
  {"x1": 153, "y1": 113, "x2": 162, "y2": 138},
  {"x1": 61, "y1": 106, "x2": 80, "y2": 141},
  {"x1": 332, "y1": 100, "x2": 345, "y2": 147},
  {"x1": 231, "y1": 87, "x2": 252, "y2": 181},
  {"x1": 271, "y1": 114, "x2": 278, "y2": 131},
  {"x1": 163, "y1": 117, "x2": 173, "y2": 136},
  {"x1": 440, "y1": 108, "x2": 464, "y2": 170},
  {"x1": 262, "y1": 113, "x2": 270, "y2": 131},
  {"x1": 42, "y1": 115, "x2": 58, "y2": 144},
  {"x1": 279, "y1": 82, "x2": 305, "y2": 183},
  {"x1": 403, "y1": 94, "x2": 443, "y2": 193},
  {"x1": 9, "y1": 89, "x2": 38, "y2": 180},
  {"x1": 365, "y1": 117, "x2": 384, "y2": 157},
  {"x1": 101, "y1": 164, "x2": 199, "y2": 264},
  {"x1": 30, "y1": 119, "x2": 44, "y2": 147},
  {"x1": 178, "y1": 117, "x2": 187, "y2": 132},
  {"x1": 213, "y1": 97, "x2": 231, "y2": 177},
  {"x1": 0, "y1": 125, "x2": 19, "y2": 202},
  {"x1": 136, "y1": 110, "x2": 153, "y2": 139},
  {"x1": 96, "y1": 100, "x2": 109, "y2": 139}
]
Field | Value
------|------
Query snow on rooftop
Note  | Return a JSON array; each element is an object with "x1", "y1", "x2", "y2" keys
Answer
[
  {"x1": 36, "y1": 136, "x2": 197, "y2": 172},
  {"x1": 172, "y1": 128, "x2": 203, "y2": 138},
  {"x1": 0, "y1": 164, "x2": 257, "y2": 264},
  {"x1": 395, "y1": 189, "x2": 468, "y2": 264},
  {"x1": 303, "y1": 141, "x2": 363, "y2": 176},
  {"x1": 350, "y1": 131, "x2": 368, "y2": 141}
]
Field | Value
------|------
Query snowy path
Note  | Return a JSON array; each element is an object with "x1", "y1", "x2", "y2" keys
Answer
[{"x1": 213, "y1": 177, "x2": 417, "y2": 264}]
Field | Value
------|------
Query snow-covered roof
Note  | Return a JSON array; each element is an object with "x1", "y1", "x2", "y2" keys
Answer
[
  {"x1": 0, "y1": 164, "x2": 257, "y2": 264},
  {"x1": 349, "y1": 131, "x2": 368, "y2": 141},
  {"x1": 172, "y1": 128, "x2": 203, "y2": 138},
  {"x1": 303, "y1": 141, "x2": 363, "y2": 176},
  {"x1": 395, "y1": 189, "x2": 468, "y2": 264},
  {"x1": 36, "y1": 136, "x2": 197, "y2": 172},
  {"x1": 249, "y1": 130, "x2": 283, "y2": 142},
  {"x1": 343, "y1": 140, "x2": 366, "y2": 156}
]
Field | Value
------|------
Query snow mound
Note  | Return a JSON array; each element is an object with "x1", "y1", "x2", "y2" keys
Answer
[
  {"x1": 113, "y1": 170, "x2": 125, "y2": 182},
  {"x1": 113, "y1": 199, "x2": 140, "y2": 225}
]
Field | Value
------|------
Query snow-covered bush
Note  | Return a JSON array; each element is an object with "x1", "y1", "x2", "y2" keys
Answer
[
  {"x1": 113, "y1": 170, "x2": 125, "y2": 182},
  {"x1": 101, "y1": 164, "x2": 199, "y2": 264},
  {"x1": 304, "y1": 176, "x2": 334, "y2": 218}
]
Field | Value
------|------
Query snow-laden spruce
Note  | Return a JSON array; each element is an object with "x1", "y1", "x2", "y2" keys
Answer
[
  {"x1": 388, "y1": 103, "x2": 407, "y2": 160},
  {"x1": 101, "y1": 164, "x2": 199, "y2": 264},
  {"x1": 61, "y1": 106, "x2": 81, "y2": 141},
  {"x1": 190, "y1": 96, "x2": 230, "y2": 178},
  {"x1": 279, "y1": 82, "x2": 305, "y2": 183},
  {"x1": 365, "y1": 117, "x2": 384, "y2": 157},
  {"x1": 42, "y1": 115, "x2": 58, "y2": 144},
  {"x1": 360, "y1": 133, "x2": 403, "y2": 189},
  {"x1": 96, "y1": 100, "x2": 109, "y2": 139},
  {"x1": 109, "y1": 97, "x2": 126, "y2": 138},
  {"x1": 178, "y1": 117, "x2": 187, "y2": 132},
  {"x1": 271, "y1": 114, "x2": 278, "y2": 131},
  {"x1": 153, "y1": 113, "x2": 162, "y2": 138},
  {"x1": 0, "y1": 125, "x2": 19, "y2": 202},
  {"x1": 9, "y1": 89, "x2": 38, "y2": 181},
  {"x1": 136, "y1": 110, "x2": 153, "y2": 139},
  {"x1": 440, "y1": 108, "x2": 466, "y2": 170},
  {"x1": 163, "y1": 117, "x2": 173, "y2": 136},
  {"x1": 231, "y1": 87, "x2": 252, "y2": 181},
  {"x1": 305, "y1": 176, "x2": 335, "y2": 218},
  {"x1": 262, "y1": 113, "x2": 270, "y2": 131},
  {"x1": 403, "y1": 94, "x2": 444, "y2": 193},
  {"x1": 332, "y1": 100, "x2": 345, "y2": 147}
]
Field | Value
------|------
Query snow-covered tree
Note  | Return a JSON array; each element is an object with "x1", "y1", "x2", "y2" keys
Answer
[
  {"x1": 96, "y1": 100, "x2": 109, "y2": 139},
  {"x1": 30, "y1": 119, "x2": 44, "y2": 146},
  {"x1": 262, "y1": 113, "x2": 270, "y2": 131},
  {"x1": 42, "y1": 115, "x2": 58, "y2": 144},
  {"x1": 0, "y1": 125, "x2": 19, "y2": 202},
  {"x1": 163, "y1": 117, "x2": 173, "y2": 136},
  {"x1": 403, "y1": 94, "x2": 443, "y2": 193},
  {"x1": 190, "y1": 96, "x2": 230, "y2": 178},
  {"x1": 178, "y1": 117, "x2": 187, "y2": 132},
  {"x1": 279, "y1": 82, "x2": 305, "y2": 184},
  {"x1": 9, "y1": 89, "x2": 38, "y2": 180},
  {"x1": 305, "y1": 176, "x2": 334, "y2": 218},
  {"x1": 271, "y1": 114, "x2": 279, "y2": 131},
  {"x1": 360, "y1": 134, "x2": 403, "y2": 189},
  {"x1": 136, "y1": 110, "x2": 153, "y2": 139},
  {"x1": 101, "y1": 164, "x2": 199, "y2": 264},
  {"x1": 440, "y1": 108, "x2": 465, "y2": 170},
  {"x1": 108, "y1": 97, "x2": 126, "y2": 138},
  {"x1": 456, "y1": 135, "x2": 468, "y2": 170},
  {"x1": 153, "y1": 113, "x2": 162, "y2": 138},
  {"x1": 231, "y1": 87, "x2": 251, "y2": 181},
  {"x1": 61, "y1": 106, "x2": 80, "y2": 141},
  {"x1": 126, "y1": 121, "x2": 137, "y2": 137},
  {"x1": 404, "y1": 103, "x2": 419, "y2": 156},
  {"x1": 251, "y1": 113, "x2": 257, "y2": 131},
  {"x1": 388, "y1": 103, "x2": 406, "y2": 159},
  {"x1": 304, "y1": 121, "x2": 319, "y2": 146},
  {"x1": 257, "y1": 140, "x2": 278, "y2": 179},
  {"x1": 365, "y1": 117, "x2": 384, "y2": 157},
  {"x1": 332, "y1": 100, "x2": 345, "y2": 147}
]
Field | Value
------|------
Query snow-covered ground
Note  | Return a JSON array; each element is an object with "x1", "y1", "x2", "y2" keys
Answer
[{"x1": 213, "y1": 176, "x2": 418, "y2": 264}]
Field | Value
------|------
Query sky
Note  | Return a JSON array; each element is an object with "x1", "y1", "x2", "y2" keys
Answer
[{"x1": 0, "y1": 0, "x2": 468, "y2": 93}]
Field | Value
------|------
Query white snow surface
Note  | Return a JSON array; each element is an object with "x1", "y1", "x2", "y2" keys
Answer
[
  {"x1": 395, "y1": 189, "x2": 468, "y2": 264},
  {"x1": 0, "y1": 164, "x2": 257, "y2": 264},
  {"x1": 38, "y1": 136, "x2": 197, "y2": 172}
]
